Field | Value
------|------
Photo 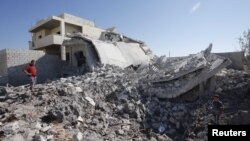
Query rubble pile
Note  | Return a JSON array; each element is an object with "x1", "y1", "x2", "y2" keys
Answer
[
  {"x1": 0, "y1": 65, "x2": 174, "y2": 141},
  {"x1": 215, "y1": 68, "x2": 250, "y2": 92},
  {"x1": 0, "y1": 51, "x2": 250, "y2": 141}
]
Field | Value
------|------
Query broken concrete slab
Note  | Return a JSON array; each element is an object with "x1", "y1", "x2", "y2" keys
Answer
[
  {"x1": 147, "y1": 45, "x2": 232, "y2": 98},
  {"x1": 63, "y1": 33, "x2": 151, "y2": 69}
]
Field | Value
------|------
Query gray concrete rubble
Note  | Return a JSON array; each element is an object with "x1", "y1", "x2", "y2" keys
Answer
[
  {"x1": 0, "y1": 46, "x2": 249, "y2": 141},
  {"x1": 144, "y1": 44, "x2": 232, "y2": 98}
]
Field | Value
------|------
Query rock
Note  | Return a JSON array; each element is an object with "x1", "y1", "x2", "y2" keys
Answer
[
  {"x1": 0, "y1": 87, "x2": 7, "y2": 96},
  {"x1": 40, "y1": 135, "x2": 47, "y2": 141},
  {"x1": 3, "y1": 134, "x2": 25, "y2": 141},
  {"x1": 75, "y1": 87, "x2": 83, "y2": 93},
  {"x1": 150, "y1": 137, "x2": 158, "y2": 141},
  {"x1": 116, "y1": 105, "x2": 124, "y2": 111},
  {"x1": 122, "y1": 125, "x2": 130, "y2": 131},
  {"x1": 176, "y1": 122, "x2": 180, "y2": 129},
  {"x1": 47, "y1": 135, "x2": 53, "y2": 140},
  {"x1": 77, "y1": 116, "x2": 84, "y2": 122},
  {"x1": 215, "y1": 87, "x2": 223, "y2": 93},
  {"x1": 42, "y1": 110, "x2": 64, "y2": 123},
  {"x1": 97, "y1": 101, "x2": 110, "y2": 112},
  {"x1": 169, "y1": 117, "x2": 176, "y2": 124},
  {"x1": 85, "y1": 96, "x2": 96, "y2": 106},
  {"x1": 167, "y1": 128, "x2": 176, "y2": 136},
  {"x1": 126, "y1": 103, "x2": 135, "y2": 113},
  {"x1": 76, "y1": 132, "x2": 83, "y2": 141},
  {"x1": 165, "y1": 102, "x2": 172, "y2": 108},
  {"x1": 197, "y1": 131, "x2": 206, "y2": 139},
  {"x1": 35, "y1": 135, "x2": 46, "y2": 141},
  {"x1": 116, "y1": 129, "x2": 125, "y2": 135},
  {"x1": 173, "y1": 111, "x2": 185, "y2": 119},
  {"x1": 172, "y1": 106, "x2": 178, "y2": 111},
  {"x1": 185, "y1": 138, "x2": 195, "y2": 141},
  {"x1": 156, "y1": 134, "x2": 173, "y2": 141},
  {"x1": 25, "y1": 129, "x2": 37, "y2": 141},
  {"x1": 84, "y1": 132, "x2": 102, "y2": 141},
  {"x1": 41, "y1": 126, "x2": 51, "y2": 132},
  {"x1": 35, "y1": 122, "x2": 42, "y2": 130},
  {"x1": 2, "y1": 121, "x2": 19, "y2": 134},
  {"x1": 67, "y1": 83, "x2": 74, "y2": 87},
  {"x1": 60, "y1": 78, "x2": 67, "y2": 82}
]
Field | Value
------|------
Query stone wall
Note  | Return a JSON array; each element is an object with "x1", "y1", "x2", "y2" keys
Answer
[{"x1": 0, "y1": 48, "x2": 62, "y2": 86}]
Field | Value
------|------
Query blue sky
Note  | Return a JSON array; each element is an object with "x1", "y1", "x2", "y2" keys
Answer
[{"x1": 0, "y1": 0, "x2": 250, "y2": 56}]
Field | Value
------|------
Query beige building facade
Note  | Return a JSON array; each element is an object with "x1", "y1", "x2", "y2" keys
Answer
[
  {"x1": 29, "y1": 13, "x2": 151, "y2": 75},
  {"x1": 29, "y1": 13, "x2": 105, "y2": 60}
]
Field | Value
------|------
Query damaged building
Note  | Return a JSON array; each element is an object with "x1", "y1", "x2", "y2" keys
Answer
[
  {"x1": 0, "y1": 13, "x2": 250, "y2": 141},
  {"x1": 0, "y1": 13, "x2": 152, "y2": 86},
  {"x1": 29, "y1": 13, "x2": 152, "y2": 75}
]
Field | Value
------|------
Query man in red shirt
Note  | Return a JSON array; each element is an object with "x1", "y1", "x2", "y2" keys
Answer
[{"x1": 23, "y1": 60, "x2": 37, "y2": 91}]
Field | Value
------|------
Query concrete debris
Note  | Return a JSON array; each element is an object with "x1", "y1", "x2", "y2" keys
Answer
[
  {"x1": 0, "y1": 46, "x2": 249, "y2": 141},
  {"x1": 63, "y1": 33, "x2": 152, "y2": 69},
  {"x1": 216, "y1": 68, "x2": 250, "y2": 92},
  {"x1": 3, "y1": 133, "x2": 25, "y2": 141},
  {"x1": 77, "y1": 116, "x2": 84, "y2": 122},
  {"x1": 73, "y1": 132, "x2": 83, "y2": 141},
  {"x1": 146, "y1": 45, "x2": 232, "y2": 98},
  {"x1": 0, "y1": 87, "x2": 7, "y2": 100},
  {"x1": 35, "y1": 122, "x2": 42, "y2": 130},
  {"x1": 85, "y1": 96, "x2": 96, "y2": 106}
]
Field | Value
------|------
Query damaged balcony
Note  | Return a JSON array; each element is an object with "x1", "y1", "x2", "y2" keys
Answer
[{"x1": 29, "y1": 34, "x2": 66, "y2": 50}]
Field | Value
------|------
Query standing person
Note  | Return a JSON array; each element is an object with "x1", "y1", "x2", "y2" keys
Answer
[
  {"x1": 211, "y1": 94, "x2": 224, "y2": 124},
  {"x1": 23, "y1": 60, "x2": 37, "y2": 91}
]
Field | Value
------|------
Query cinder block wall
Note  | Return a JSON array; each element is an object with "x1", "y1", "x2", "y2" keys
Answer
[
  {"x1": 0, "y1": 49, "x2": 8, "y2": 85},
  {"x1": 215, "y1": 52, "x2": 244, "y2": 70},
  {"x1": 4, "y1": 49, "x2": 62, "y2": 86}
]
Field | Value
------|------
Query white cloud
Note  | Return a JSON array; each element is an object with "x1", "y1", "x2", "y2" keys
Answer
[{"x1": 190, "y1": 2, "x2": 201, "y2": 13}]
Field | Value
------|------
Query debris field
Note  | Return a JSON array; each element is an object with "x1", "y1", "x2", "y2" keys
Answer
[{"x1": 0, "y1": 47, "x2": 250, "y2": 141}]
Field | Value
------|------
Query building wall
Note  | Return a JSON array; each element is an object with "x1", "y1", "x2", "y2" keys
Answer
[
  {"x1": 50, "y1": 26, "x2": 60, "y2": 35},
  {"x1": 82, "y1": 26, "x2": 104, "y2": 39},
  {"x1": 0, "y1": 49, "x2": 7, "y2": 76},
  {"x1": 66, "y1": 45, "x2": 85, "y2": 67},
  {"x1": 215, "y1": 51, "x2": 244, "y2": 70},
  {"x1": 65, "y1": 23, "x2": 82, "y2": 35},
  {"x1": 0, "y1": 49, "x2": 8, "y2": 85},
  {"x1": 34, "y1": 29, "x2": 45, "y2": 40},
  {"x1": 60, "y1": 13, "x2": 95, "y2": 27},
  {"x1": 1, "y1": 49, "x2": 62, "y2": 86},
  {"x1": 30, "y1": 13, "x2": 105, "y2": 50}
]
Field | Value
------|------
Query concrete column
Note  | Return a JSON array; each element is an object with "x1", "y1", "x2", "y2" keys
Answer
[
  {"x1": 61, "y1": 45, "x2": 66, "y2": 61},
  {"x1": 60, "y1": 21, "x2": 65, "y2": 36},
  {"x1": 81, "y1": 26, "x2": 84, "y2": 34},
  {"x1": 208, "y1": 76, "x2": 216, "y2": 92}
]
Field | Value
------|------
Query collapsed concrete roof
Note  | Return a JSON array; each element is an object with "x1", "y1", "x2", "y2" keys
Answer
[
  {"x1": 63, "y1": 33, "x2": 152, "y2": 69},
  {"x1": 63, "y1": 33, "x2": 231, "y2": 98},
  {"x1": 146, "y1": 44, "x2": 232, "y2": 98}
]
